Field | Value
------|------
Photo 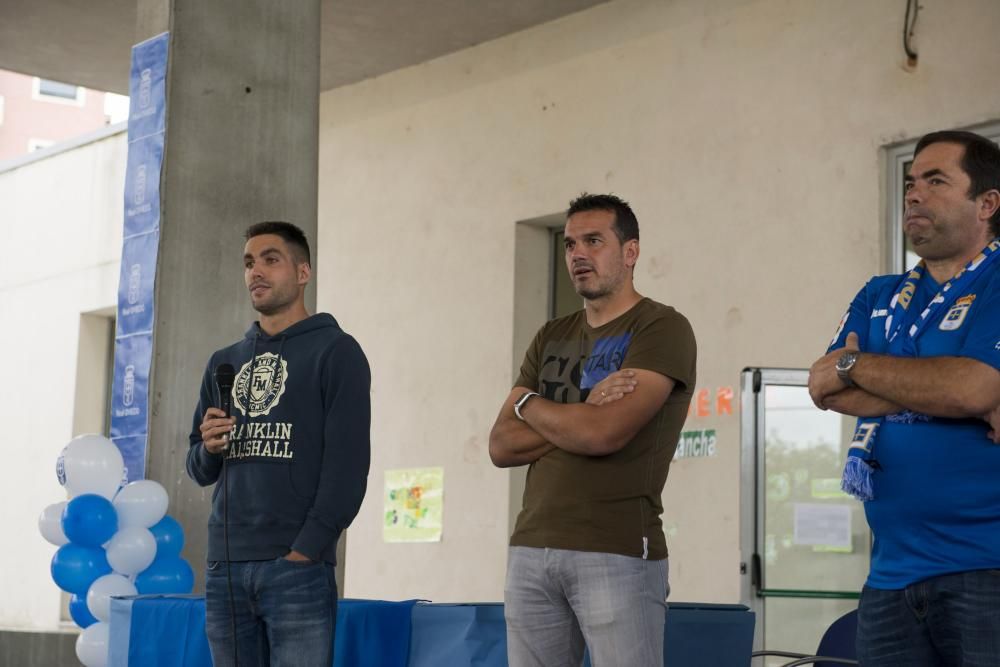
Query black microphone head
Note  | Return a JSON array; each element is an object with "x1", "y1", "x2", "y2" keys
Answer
[{"x1": 214, "y1": 363, "x2": 236, "y2": 392}]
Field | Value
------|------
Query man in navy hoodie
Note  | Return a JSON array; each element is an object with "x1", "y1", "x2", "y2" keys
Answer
[{"x1": 186, "y1": 221, "x2": 371, "y2": 667}]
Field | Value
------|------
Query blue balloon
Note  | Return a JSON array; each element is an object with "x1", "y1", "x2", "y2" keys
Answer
[
  {"x1": 62, "y1": 494, "x2": 117, "y2": 548},
  {"x1": 149, "y1": 515, "x2": 184, "y2": 558},
  {"x1": 69, "y1": 593, "x2": 97, "y2": 628},
  {"x1": 135, "y1": 556, "x2": 194, "y2": 595},
  {"x1": 51, "y1": 543, "x2": 111, "y2": 595}
]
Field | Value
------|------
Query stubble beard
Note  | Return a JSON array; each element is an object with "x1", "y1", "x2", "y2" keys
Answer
[
  {"x1": 575, "y1": 270, "x2": 624, "y2": 301},
  {"x1": 251, "y1": 288, "x2": 295, "y2": 317},
  {"x1": 577, "y1": 284, "x2": 610, "y2": 300}
]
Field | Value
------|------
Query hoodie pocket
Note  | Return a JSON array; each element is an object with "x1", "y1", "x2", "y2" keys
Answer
[{"x1": 224, "y1": 462, "x2": 311, "y2": 529}]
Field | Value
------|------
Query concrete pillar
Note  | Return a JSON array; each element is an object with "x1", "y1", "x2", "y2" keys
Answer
[{"x1": 135, "y1": 0, "x2": 322, "y2": 593}]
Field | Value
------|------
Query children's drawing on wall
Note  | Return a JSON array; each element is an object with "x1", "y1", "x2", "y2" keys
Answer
[{"x1": 383, "y1": 467, "x2": 444, "y2": 543}]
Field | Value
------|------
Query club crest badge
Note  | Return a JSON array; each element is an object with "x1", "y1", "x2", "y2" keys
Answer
[
  {"x1": 939, "y1": 295, "x2": 975, "y2": 331},
  {"x1": 233, "y1": 353, "x2": 288, "y2": 417}
]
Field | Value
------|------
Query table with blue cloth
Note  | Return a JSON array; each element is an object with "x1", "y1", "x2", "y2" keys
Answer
[{"x1": 108, "y1": 595, "x2": 754, "y2": 666}]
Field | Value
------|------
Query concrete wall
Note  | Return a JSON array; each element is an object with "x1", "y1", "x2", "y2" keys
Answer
[
  {"x1": 0, "y1": 130, "x2": 125, "y2": 630},
  {"x1": 137, "y1": 0, "x2": 323, "y2": 599},
  {"x1": 317, "y1": 0, "x2": 1000, "y2": 603}
]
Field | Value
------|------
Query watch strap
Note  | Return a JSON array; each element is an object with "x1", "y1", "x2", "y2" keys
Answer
[
  {"x1": 836, "y1": 351, "x2": 858, "y2": 387},
  {"x1": 514, "y1": 391, "x2": 540, "y2": 421}
]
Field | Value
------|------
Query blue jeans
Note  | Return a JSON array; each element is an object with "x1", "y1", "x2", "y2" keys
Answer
[
  {"x1": 504, "y1": 546, "x2": 669, "y2": 667},
  {"x1": 857, "y1": 570, "x2": 1000, "y2": 666},
  {"x1": 205, "y1": 558, "x2": 338, "y2": 667}
]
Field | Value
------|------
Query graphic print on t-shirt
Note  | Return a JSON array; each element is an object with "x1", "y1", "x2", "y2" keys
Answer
[
  {"x1": 233, "y1": 352, "x2": 288, "y2": 417},
  {"x1": 581, "y1": 333, "x2": 632, "y2": 389},
  {"x1": 538, "y1": 334, "x2": 632, "y2": 403}
]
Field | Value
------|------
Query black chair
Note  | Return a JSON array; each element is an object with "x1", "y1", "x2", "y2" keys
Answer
[{"x1": 750, "y1": 608, "x2": 858, "y2": 666}]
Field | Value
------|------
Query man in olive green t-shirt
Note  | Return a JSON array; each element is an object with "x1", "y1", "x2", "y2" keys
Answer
[{"x1": 489, "y1": 193, "x2": 696, "y2": 667}]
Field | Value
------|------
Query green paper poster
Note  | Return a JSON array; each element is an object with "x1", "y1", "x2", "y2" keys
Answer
[{"x1": 383, "y1": 467, "x2": 444, "y2": 543}]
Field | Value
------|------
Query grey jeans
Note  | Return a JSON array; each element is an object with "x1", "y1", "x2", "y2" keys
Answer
[{"x1": 504, "y1": 546, "x2": 669, "y2": 667}]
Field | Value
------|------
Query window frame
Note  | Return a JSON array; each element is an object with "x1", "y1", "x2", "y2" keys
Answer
[{"x1": 32, "y1": 77, "x2": 86, "y2": 106}]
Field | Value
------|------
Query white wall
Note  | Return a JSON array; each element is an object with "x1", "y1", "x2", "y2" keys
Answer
[
  {"x1": 0, "y1": 131, "x2": 125, "y2": 629},
  {"x1": 317, "y1": 0, "x2": 1000, "y2": 604}
]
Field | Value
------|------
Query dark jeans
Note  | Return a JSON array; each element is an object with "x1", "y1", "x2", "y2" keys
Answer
[
  {"x1": 205, "y1": 558, "x2": 338, "y2": 667},
  {"x1": 857, "y1": 570, "x2": 1000, "y2": 666}
]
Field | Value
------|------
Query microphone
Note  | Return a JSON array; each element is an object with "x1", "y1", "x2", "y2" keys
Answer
[
  {"x1": 213, "y1": 362, "x2": 240, "y2": 667},
  {"x1": 214, "y1": 363, "x2": 236, "y2": 419}
]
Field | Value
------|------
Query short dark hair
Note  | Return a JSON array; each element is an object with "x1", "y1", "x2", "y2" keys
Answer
[
  {"x1": 566, "y1": 193, "x2": 639, "y2": 243},
  {"x1": 914, "y1": 130, "x2": 1000, "y2": 237},
  {"x1": 244, "y1": 221, "x2": 311, "y2": 265}
]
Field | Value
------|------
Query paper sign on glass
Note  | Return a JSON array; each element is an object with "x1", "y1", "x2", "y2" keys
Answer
[{"x1": 793, "y1": 503, "x2": 852, "y2": 549}]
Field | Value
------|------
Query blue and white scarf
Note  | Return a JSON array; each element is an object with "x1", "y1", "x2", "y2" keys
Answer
[{"x1": 842, "y1": 239, "x2": 1000, "y2": 501}]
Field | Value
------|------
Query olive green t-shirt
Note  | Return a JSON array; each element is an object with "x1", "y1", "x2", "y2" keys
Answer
[{"x1": 510, "y1": 297, "x2": 696, "y2": 560}]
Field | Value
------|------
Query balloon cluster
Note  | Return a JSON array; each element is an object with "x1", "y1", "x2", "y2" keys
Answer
[{"x1": 39, "y1": 435, "x2": 194, "y2": 667}]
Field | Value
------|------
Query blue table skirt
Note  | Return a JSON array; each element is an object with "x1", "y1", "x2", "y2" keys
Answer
[{"x1": 109, "y1": 596, "x2": 753, "y2": 666}]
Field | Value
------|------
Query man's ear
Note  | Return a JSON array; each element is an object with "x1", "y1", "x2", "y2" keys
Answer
[
  {"x1": 624, "y1": 239, "x2": 640, "y2": 268},
  {"x1": 298, "y1": 262, "x2": 312, "y2": 286},
  {"x1": 978, "y1": 189, "x2": 1000, "y2": 225}
]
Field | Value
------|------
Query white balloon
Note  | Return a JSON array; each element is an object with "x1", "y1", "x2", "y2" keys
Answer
[
  {"x1": 38, "y1": 501, "x2": 69, "y2": 546},
  {"x1": 105, "y1": 526, "x2": 156, "y2": 576},
  {"x1": 113, "y1": 480, "x2": 168, "y2": 529},
  {"x1": 75, "y1": 621, "x2": 109, "y2": 667},
  {"x1": 86, "y1": 573, "x2": 137, "y2": 623},
  {"x1": 58, "y1": 434, "x2": 125, "y2": 500}
]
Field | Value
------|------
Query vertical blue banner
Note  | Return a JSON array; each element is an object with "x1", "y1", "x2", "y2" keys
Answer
[
  {"x1": 110, "y1": 32, "x2": 169, "y2": 481},
  {"x1": 127, "y1": 34, "x2": 167, "y2": 139},
  {"x1": 116, "y1": 230, "x2": 159, "y2": 336},
  {"x1": 109, "y1": 333, "x2": 152, "y2": 439},
  {"x1": 123, "y1": 138, "x2": 162, "y2": 238}
]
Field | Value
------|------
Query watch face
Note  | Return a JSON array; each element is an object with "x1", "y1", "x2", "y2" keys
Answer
[{"x1": 836, "y1": 352, "x2": 857, "y2": 372}]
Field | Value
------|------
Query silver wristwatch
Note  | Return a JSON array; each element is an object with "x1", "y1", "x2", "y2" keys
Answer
[
  {"x1": 836, "y1": 351, "x2": 860, "y2": 387},
  {"x1": 513, "y1": 391, "x2": 540, "y2": 421}
]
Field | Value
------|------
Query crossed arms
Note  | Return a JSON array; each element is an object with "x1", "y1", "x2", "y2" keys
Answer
[
  {"x1": 488, "y1": 369, "x2": 675, "y2": 468},
  {"x1": 809, "y1": 331, "x2": 1000, "y2": 439}
]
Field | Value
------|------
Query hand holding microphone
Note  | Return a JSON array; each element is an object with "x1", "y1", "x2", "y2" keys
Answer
[
  {"x1": 201, "y1": 364, "x2": 236, "y2": 455},
  {"x1": 201, "y1": 408, "x2": 235, "y2": 454}
]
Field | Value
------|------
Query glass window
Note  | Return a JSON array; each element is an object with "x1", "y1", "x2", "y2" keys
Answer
[
  {"x1": 38, "y1": 79, "x2": 81, "y2": 101},
  {"x1": 32, "y1": 77, "x2": 85, "y2": 106}
]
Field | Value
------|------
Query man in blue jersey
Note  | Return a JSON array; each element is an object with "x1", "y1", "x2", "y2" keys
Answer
[{"x1": 808, "y1": 130, "x2": 1000, "y2": 665}]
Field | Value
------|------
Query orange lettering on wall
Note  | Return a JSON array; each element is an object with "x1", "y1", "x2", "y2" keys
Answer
[
  {"x1": 696, "y1": 389, "x2": 710, "y2": 417},
  {"x1": 716, "y1": 387, "x2": 734, "y2": 415},
  {"x1": 685, "y1": 386, "x2": 738, "y2": 419}
]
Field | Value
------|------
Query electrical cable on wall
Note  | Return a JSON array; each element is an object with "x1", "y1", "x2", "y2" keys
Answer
[{"x1": 904, "y1": 0, "x2": 920, "y2": 65}]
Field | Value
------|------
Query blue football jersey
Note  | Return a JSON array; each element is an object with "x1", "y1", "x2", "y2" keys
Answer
[{"x1": 828, "y1": 266, "x2": 1000, "y2": 588}]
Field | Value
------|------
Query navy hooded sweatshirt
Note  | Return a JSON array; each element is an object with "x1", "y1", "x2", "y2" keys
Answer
[{"x1": 185, "y1": 313, "x2": 370, "y2": 564}]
